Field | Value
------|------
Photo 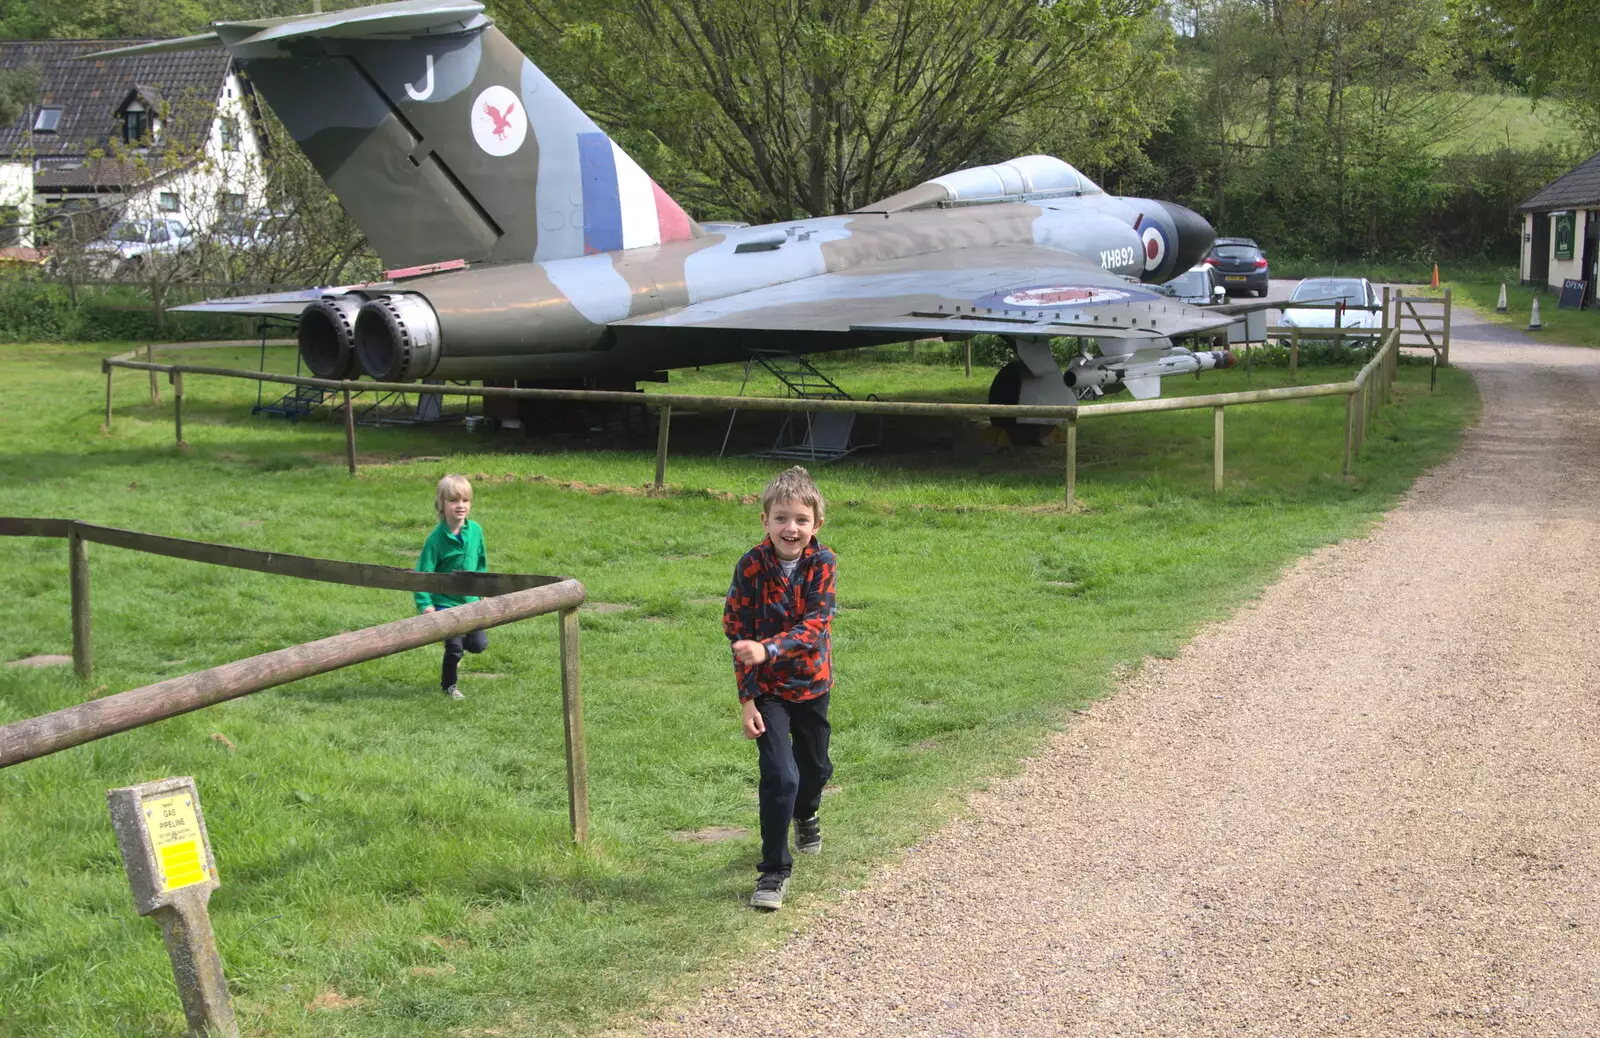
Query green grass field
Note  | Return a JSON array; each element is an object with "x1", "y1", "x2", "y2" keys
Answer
[
  {"x1": 1439, "y1": 92, "x2": 1576, "y2": 153},
  {"x1": 1446, "y1": 277, "x2": 1600, "y2": 348},
  {"x1": 0, "y1": 340, "x2": 1476, "y2": 1036}
]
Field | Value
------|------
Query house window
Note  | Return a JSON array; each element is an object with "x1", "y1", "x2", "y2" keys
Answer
[
  {"x1": 159, "y1": 191, "x2": 181, "y2": 213},
  {"x1": 123, "y1": 105, "x2": 150, "y2": 144},
  {"x1": 223, "y1": 192, "x2": 246, "y2": 212},
  {"x1": 219, "y1": 116, "x2": 238, "y2": 151},
  {"x1": 34, "y1": 107, "x2": 63, "y2": 133}
]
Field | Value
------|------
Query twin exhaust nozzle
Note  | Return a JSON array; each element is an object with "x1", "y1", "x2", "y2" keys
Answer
[{"x1": 297, "y1": 292, "x2": 441, "y2": 383}]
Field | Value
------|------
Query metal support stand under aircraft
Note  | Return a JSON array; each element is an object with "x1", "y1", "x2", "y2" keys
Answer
[{"x1": 720, "y1": 351, "x2": 880, "y2": 462}]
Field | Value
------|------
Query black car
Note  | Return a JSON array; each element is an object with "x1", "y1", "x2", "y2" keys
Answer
[{"x1": 1203, "y1": 237, "x2": 1270, "y2": 297}]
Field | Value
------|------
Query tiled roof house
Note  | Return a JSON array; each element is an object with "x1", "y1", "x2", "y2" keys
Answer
[
  {"x1": 1517, "y1": 148, "x2": 1600, "y2": 304},
  {"x1": 0, "y1": 39, "x2": 265, "y2": 249}
]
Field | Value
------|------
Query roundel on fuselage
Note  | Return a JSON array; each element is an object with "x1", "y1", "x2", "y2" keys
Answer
[{"x1": 1141, "y1": 225, "x2": 1167, "y2": 272}]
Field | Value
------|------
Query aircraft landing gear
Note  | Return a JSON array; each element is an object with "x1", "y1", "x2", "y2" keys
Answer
[{"x1": 987, "y1": 360, "x2": 1051, "y2": 447}]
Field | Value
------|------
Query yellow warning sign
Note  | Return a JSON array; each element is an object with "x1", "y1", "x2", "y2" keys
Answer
[{"x1": 144, "y1": 792, "x2": 208, "y2": 892}]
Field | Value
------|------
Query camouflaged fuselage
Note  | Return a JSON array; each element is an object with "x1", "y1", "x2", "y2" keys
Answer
[{"x1": 398, "y1": 191, "x2": 1204, "y2": 380}]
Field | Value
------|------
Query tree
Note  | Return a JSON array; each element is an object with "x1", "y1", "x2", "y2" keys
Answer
[
  {"x1": 1474, "y1": 0, "x2": 1600, "y2": 144},
  {"x1": 505, "y1": 0, "x2": 1169, "y2": 221},
  {"x1": 0, "y1": 67, "x2": 38, "y2": 128}
]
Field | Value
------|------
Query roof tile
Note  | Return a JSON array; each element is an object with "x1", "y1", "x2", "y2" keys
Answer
[
  {"x1": 0, "y1": 40, "x2": 232, "y2": 179},
  {"x1": 1519, "y1": 148, "x2": 1600, "y2": 212}
]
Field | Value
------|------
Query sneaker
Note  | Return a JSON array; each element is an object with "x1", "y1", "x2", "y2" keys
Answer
[
  {"x1": 794, "y1": 815, "x2": 822, "y2": 855},
  {"x1": 444, "y1": 685, "x2": 465, "y2": 700},
  {"x1": 749, "y1": 871, "x2": 789, "y2": 911}
]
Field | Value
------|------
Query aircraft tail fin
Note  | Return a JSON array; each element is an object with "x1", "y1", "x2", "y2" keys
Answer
[{"x1": 94, "y1": 0, "x2": 701, "y2": 269}]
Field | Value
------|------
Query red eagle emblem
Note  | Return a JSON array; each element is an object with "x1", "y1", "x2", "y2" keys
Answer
[{"x1": 482, "y1": 100, "x2": 517, "y2": 141}]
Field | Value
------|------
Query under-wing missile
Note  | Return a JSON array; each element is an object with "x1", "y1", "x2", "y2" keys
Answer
[{"x1": 1064, "y1": 348, "x2": 1236, "y2": 400}]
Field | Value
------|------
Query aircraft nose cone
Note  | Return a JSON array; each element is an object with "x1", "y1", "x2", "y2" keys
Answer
[{"x1": 1160, "y1": 202, "x2": 1215, "y2": 275}]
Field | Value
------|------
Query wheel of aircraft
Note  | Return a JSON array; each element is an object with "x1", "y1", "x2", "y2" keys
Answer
[{"x1": 987, "y1": 360, "x2": 1051, "y2": 447}]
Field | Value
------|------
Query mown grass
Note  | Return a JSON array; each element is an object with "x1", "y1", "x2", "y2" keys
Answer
[
  {"x1": 1270, "y1": 257, "x2": 1515, "y2": 285},
  {"x1": 1446, "y1": 277, "x2": 1600, "y2": 348},
  {"x1": 1439, "y1": 92, "x2": 1576, "y2": 153},
  {"x1": 1, "y1": 340, "x2": 1476, "y2": 1036}
]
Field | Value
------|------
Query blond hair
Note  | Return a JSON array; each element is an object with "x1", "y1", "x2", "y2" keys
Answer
[
  {"x1": 434, "y1": 473, "x2": 473, "y2": 518},
  {"x1": 761, "y1": 466, "x2": 825, "y2": 523}
]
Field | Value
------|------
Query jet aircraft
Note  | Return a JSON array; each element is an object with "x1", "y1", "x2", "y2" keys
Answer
[{"x1": 99, "y1": 0, "x2": 1259, "y2": 441}]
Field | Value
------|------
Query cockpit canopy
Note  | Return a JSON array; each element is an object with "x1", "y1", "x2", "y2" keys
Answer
[{"x1": 858, "y1": 156, "x2": 1103, "y2": 214}]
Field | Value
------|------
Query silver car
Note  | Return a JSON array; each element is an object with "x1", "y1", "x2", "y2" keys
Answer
[
  {"x1": 82, "y1": 217, "x2": 193, "y2": 278},
  {"x1": 1280, "y1": 277, "x2": 1383, "y2": 340},
  {"x1": 1159, "y1": 264, "x2": 1227, "y2": 305}
]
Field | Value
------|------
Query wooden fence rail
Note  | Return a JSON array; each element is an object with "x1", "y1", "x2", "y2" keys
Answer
[
  {"x1": 108, "y1": 327, "x2": 1404, "y2": 509},
  {"x1": 0, "y1": 519, "x2": 591, "y2": 843}
]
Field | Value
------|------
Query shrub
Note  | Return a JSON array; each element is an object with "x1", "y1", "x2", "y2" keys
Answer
[{"x1": 0, "y1": 272, "x2": 254, "y2": 343}]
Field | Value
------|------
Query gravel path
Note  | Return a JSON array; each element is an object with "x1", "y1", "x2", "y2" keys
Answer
[{"x1": 643, "y1": 305, "x2": 1600, "y2": 1037}]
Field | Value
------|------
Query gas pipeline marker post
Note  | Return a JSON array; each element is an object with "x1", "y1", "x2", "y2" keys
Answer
[{"x1": 107, "y1": 776, "x2": 236, "y2": 1038}]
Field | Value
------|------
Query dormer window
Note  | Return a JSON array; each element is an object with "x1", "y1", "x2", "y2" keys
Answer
[
  {"x1": 34, "y1": 107, "x2": 63, "y2": 133},
  {"x1": 123, "y1": 102, "x2": 150, "y2": 144}
]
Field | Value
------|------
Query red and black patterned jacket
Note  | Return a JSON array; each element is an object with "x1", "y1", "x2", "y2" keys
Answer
[{"x1": 723, "y1": 536, "x2": 837, "y2": 702}]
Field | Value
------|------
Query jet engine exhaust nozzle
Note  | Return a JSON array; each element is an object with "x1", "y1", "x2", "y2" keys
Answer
[
  {"x1": 354, "y1": 294, "x2": 442, "y2": 382},
  {"x1": 297, "y1": 295, "x2": 364, "y2": 379}
]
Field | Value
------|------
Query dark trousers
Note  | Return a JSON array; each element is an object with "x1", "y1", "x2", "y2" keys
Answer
[
  {"x1": 753, "y1": 693, "x2": 832, "y2": 876},
  {"x1": 441, "y1": 627, "x2": 487, "y2": 689}
]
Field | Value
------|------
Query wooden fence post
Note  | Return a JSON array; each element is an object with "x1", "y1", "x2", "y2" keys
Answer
[
  {"x1": 1382, "y1": 286, "x2": 1390, "y2": 335},
  {"x1": 1388, "y1": 339, "x2": 1395, "y2": 403},
  {"x1": 69, "y1": 524, "x2": 92, "y2": 680},
  {"x1": 654, "y1": 404, "x2": 672, "y2": 489},
  {"x1": 104, "y1": 366, "x2": 114, "y2": 431},
  {"x1": 1360, "y1": 376, "x2": 1369, "y2": 443},
  {"x1": 147, "y1": 344, "x2": 161, "y2": 404},
  {"x1": 171, "y1": 371, "x2": 186, "y2": 449},
  {"x1": 1213, "y1": 406, "x2": 1225, "y2": 491},
  {"x1": 1343, "y1": 392, "x2": 1355, "y2": 475},
  {"x1": 342, "y1": 388, "x2": 357, "y2": 476},
  {"x1": 1289, "y1": 327, "x2": 1299, "y2": 380},
  {"x1": 1442, "y1": 288, "x2": 1452, "y2": 366},
  {"x1": 964, "y1": 340, "x2": 972, "y2": 378},
  {"x1": 1064, "y1": 415, "x2": 1078, "y2": 509},
  {"x1": 558, "y1": 607, "x2": 589, "y2": 846}
]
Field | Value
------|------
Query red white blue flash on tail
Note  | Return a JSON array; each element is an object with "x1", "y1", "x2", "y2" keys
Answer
[{"x1": 577, "y1": 132, "x2": 695, "y2": 254}]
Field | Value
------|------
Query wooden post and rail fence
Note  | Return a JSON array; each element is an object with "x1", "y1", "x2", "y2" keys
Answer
[
  {"x1": 0, "y1": 518, "x2": 592, "y2": 845},
  {"x1": 104, "y1": 294, "x2": 1443, "y2": 509}
]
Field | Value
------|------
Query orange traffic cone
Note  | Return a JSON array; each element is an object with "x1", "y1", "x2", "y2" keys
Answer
[{"x1": 1430, "y1": 263, "x2": 1440, "y2": 288}]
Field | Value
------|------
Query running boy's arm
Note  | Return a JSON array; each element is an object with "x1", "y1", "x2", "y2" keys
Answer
[
  {"x1": 762, "y1": 553, "x2": 836, "y2": 661},
  {"x1": 723, "y1": 559, "x2": 764, "y2": 702},
  {"x1": 415, "y1": 534, "x2": 439, "y2": 613}
]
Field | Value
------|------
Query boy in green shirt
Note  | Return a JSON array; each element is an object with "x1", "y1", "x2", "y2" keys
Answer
[{"x1": 416, "y1": 473, "x2": 488, "y2": 700}]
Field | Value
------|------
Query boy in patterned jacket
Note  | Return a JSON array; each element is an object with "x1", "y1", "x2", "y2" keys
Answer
[{"x1": 724, "y1": 466, "x2": 838, "y2": 911}]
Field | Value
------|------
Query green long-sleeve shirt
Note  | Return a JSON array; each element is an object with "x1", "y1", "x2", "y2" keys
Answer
[{"x1": 415, "y1": 519, "x2": 487, "y2": 612}]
